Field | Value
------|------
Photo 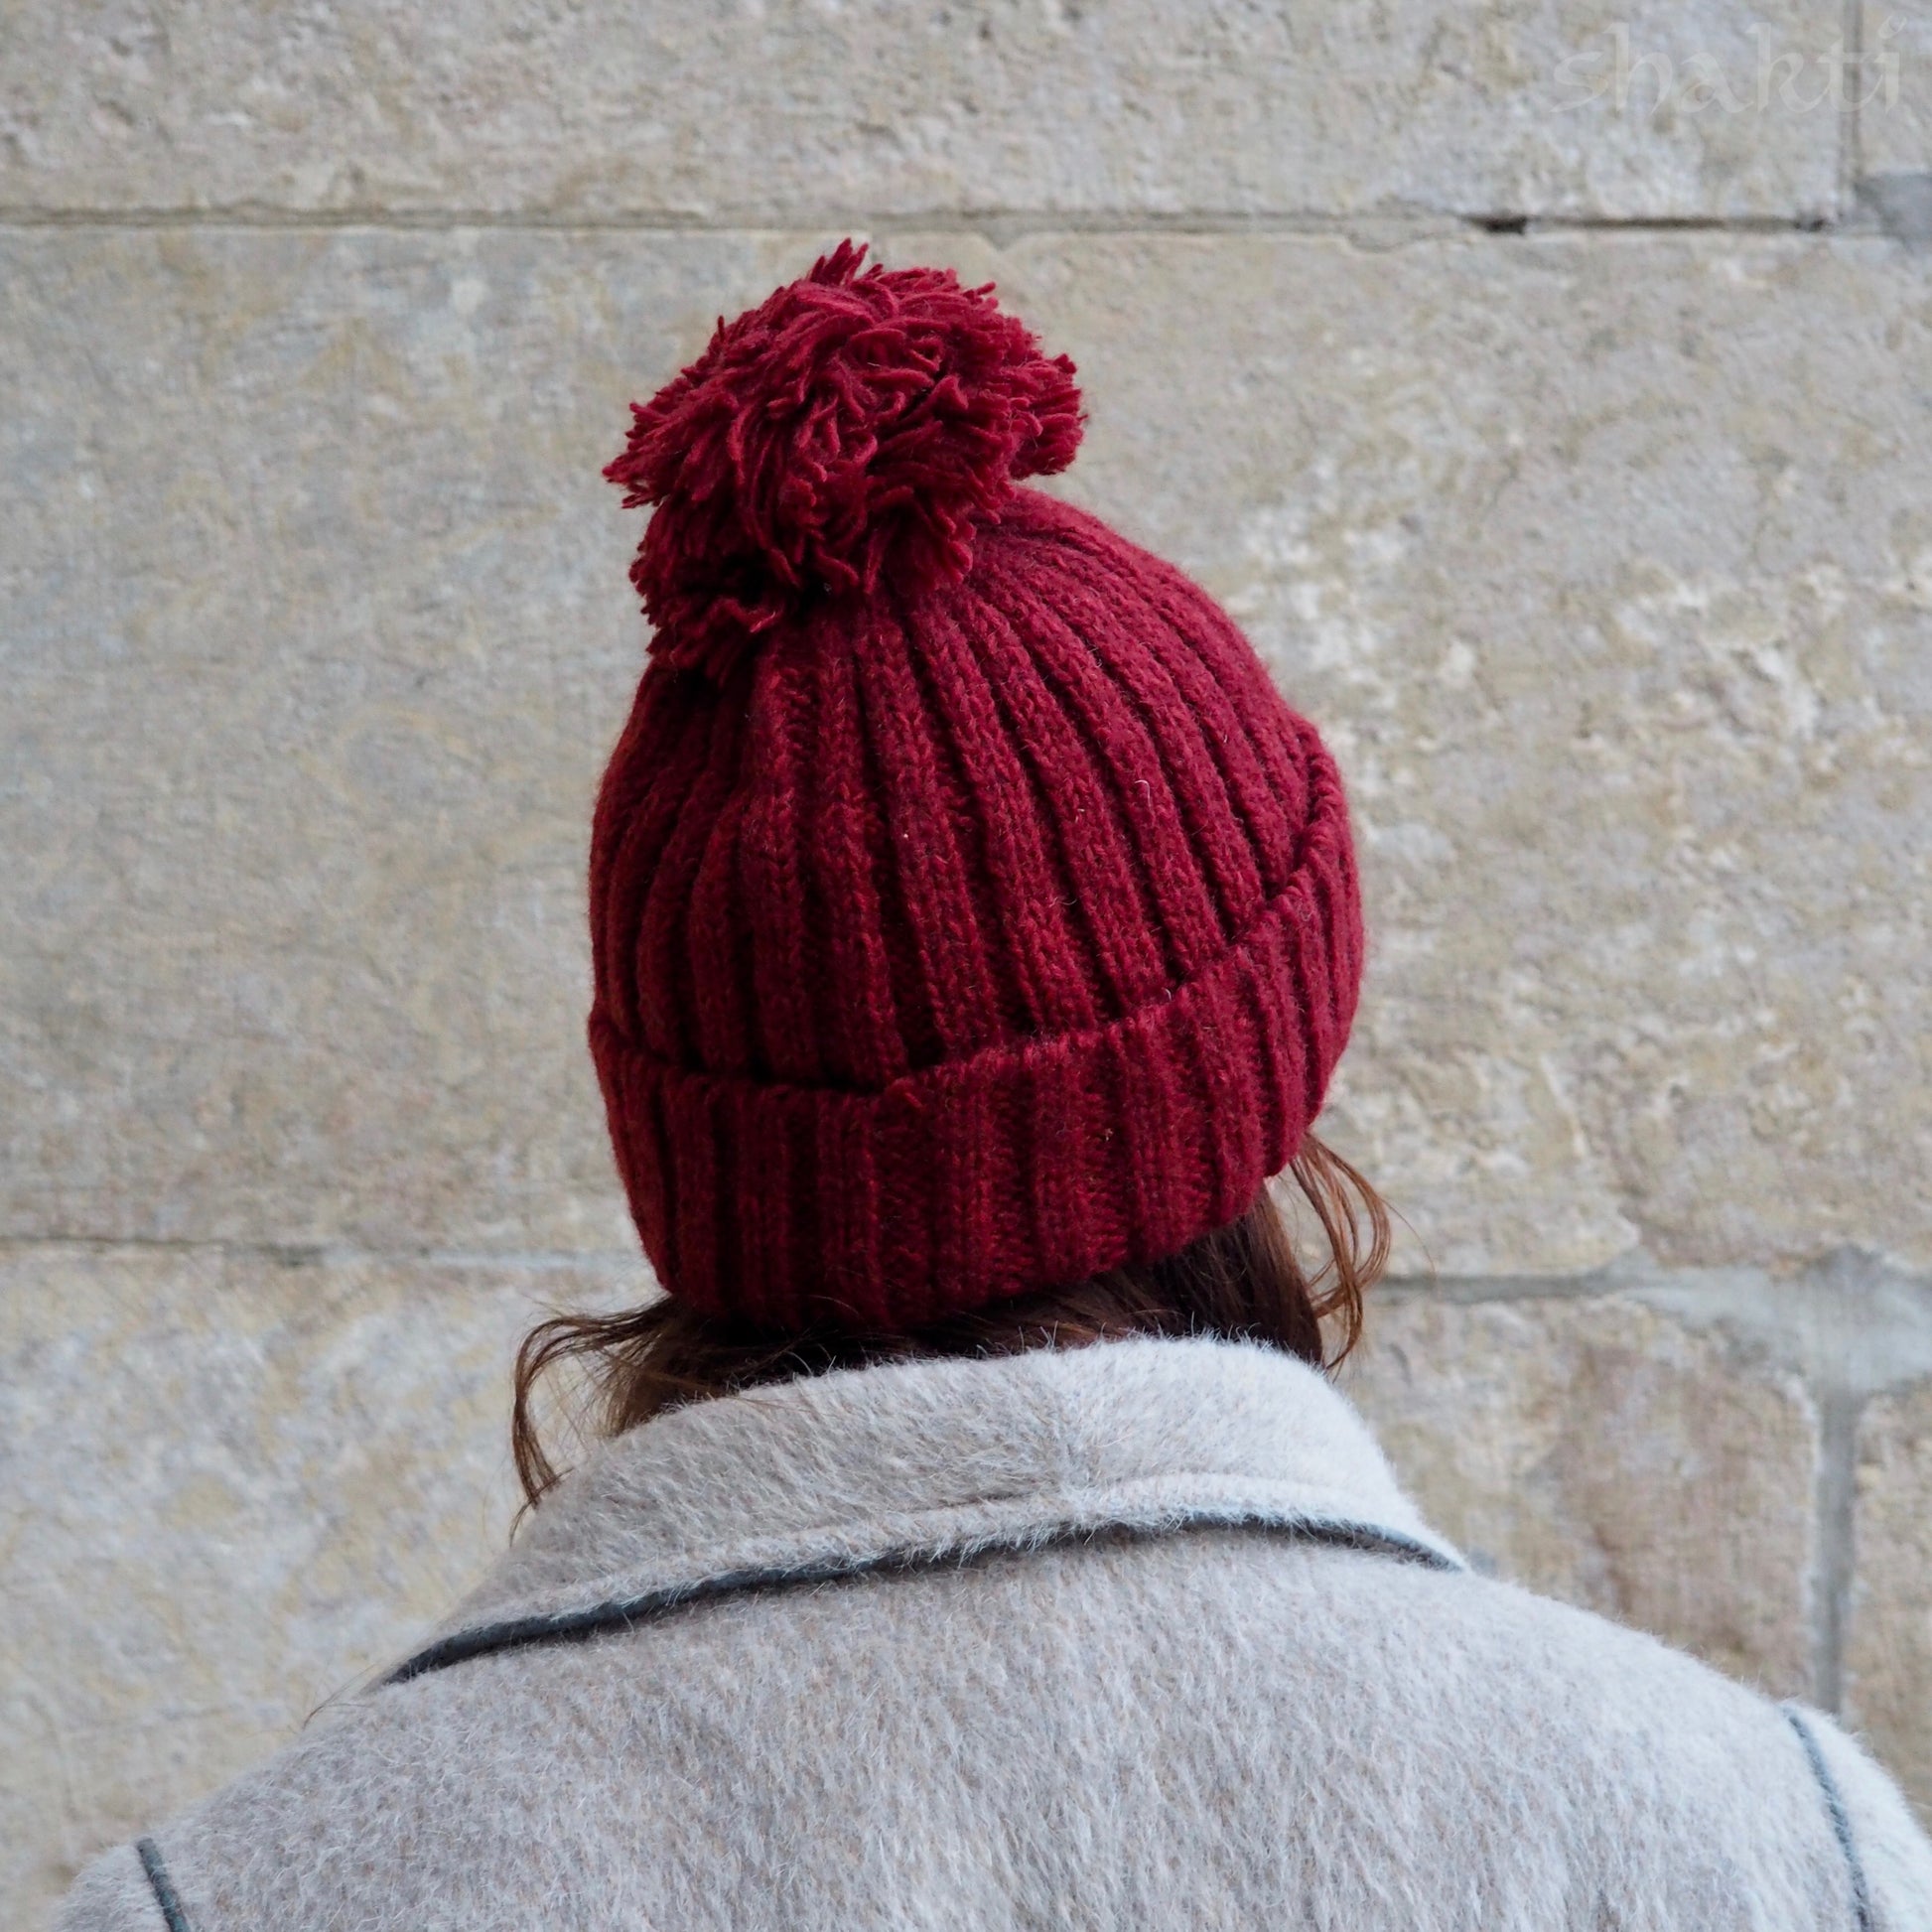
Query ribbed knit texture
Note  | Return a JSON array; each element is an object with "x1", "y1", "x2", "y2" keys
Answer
[{"x1": 589, "y1": 249, "x2": 1361, "y2": 1329}]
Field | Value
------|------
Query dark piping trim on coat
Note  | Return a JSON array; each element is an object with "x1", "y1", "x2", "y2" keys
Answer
[
  {"x1": 385, "y1": 1513, "x2": 1463, "y2": 1686},
  {"x1": 136, "y1": 1837, "x2": 194, "y2": 1932},
  {"x1": 1783, "y1": 1705, "x2": 1875, "y2": 1932}
]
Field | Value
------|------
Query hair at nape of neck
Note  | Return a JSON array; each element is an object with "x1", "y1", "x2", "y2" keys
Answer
[{"x1": 510, "y1": 1134, "x2": 1390, "y2": 1512}]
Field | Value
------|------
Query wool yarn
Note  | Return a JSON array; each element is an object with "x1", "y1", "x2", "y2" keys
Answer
[{"x1": 591, "y1": 242, "x2": 1361, "y2": 1329}]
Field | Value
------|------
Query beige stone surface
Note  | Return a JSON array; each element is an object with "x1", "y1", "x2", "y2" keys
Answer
[
  {"x1": 999, "y1": 229, "x2": 1932, "y2": 1275},
  {"x1": 2, "y1": 0, "x2": 1926, "y2": 1920},
  {"x1": 0, "y1": 1, "x2": 1841, "y2": 222},
  {"x1": 1860, "y1": 5, "x2": 1932, "y2": 179},
  {"x1": 8, "y1": 228, "x2": 1932, "y2": 1272},
  {"x1": 0, "y1": 1240, "x2": 636, "y2": 1927},
  {"x1": 1845, "y1": 1378, "x2": 1932, "y2": 1824},
  {"x1": 0, "y1": 228, "x2": 777, "y2": 1253},
  {"x1": 1345, "y1": 1291, "x2": 1820, "y2": 1697}
]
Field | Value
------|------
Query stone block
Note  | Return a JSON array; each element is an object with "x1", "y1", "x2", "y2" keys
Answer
[
  {"x1": 1845, "y1": 1378, "x2": 1932, "y2": 1824},
  {"x1": 0, "y1": 1241, "x2": 636, "y2": 1926},
  {"x1": 1345, "y1": 1291, "x2": 1819, "y2": 1696},
  {"x1": 990, "y1": 228, "x2": 1932, "y2": 1275},
  {"x1": 0, "y1": 228, "x2": 798, "y2": 1252},
  {"x1": 0, "y1": 1, "x2": 1841, "y2": 222},
  {"x1": 1859, "y1": 7, "x2": 1932, "y2": 181},
  {"x1": 8, "y1": 229, "x2": 1932, "y2": 1272}
]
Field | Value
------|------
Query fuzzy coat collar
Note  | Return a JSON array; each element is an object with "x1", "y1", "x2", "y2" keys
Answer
[{"x1": 396, "y1": 1337, "x2": 1461, "y2": 1680}]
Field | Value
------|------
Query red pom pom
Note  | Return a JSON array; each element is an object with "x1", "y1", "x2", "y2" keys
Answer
[{"x1": 605, "y1": 240, "x2": 1083, "y2": 679}]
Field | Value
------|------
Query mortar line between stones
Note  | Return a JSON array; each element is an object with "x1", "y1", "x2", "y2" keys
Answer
[
  {"x1": 1813, "y1": 1386, "x2": 1863, "y2": 1714},
  {"x1": 0, "y1": 208, "x2": 1851, "y2": 240},
  {"x1": 12, "y1": 1238, "x2": 1932, "y2": 1311},
  {"x1": 0, "y1": 1235, "x2": 1659, "y2": 1297},
  {"x1": 1841, "y1": 0, "x2": 1864, "y2": 209},
  {"x1": 0, "y1": 1233, "x2": 649, "y2": 1272},
  {"x1": 0, "y1": 1234, "x2": 1545, "y2": 1279}
]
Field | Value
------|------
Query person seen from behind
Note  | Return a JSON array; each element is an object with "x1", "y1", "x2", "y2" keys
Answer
[{"x1": 61, "y1": 243, "x2": 1932, "y2": 1931}]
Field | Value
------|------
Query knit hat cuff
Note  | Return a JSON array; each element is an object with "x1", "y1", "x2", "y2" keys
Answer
[{"x1": 590, "y1": 848, "x2": 1360, "y2": 1332}]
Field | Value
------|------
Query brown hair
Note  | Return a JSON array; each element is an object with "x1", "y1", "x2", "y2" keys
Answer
[{"x1": 511, "y1": 1133, "x2": 1390, "y2": 1510}]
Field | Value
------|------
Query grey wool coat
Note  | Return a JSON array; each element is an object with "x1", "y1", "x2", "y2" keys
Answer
[{"x1": 60, "y1": 1337, "x2": 1932, "y2": 1931}]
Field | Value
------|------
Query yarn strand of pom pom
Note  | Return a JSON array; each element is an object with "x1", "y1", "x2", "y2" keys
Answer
[{"x1": 605, "y1": 241, "x2": 1082, "y2": 680}]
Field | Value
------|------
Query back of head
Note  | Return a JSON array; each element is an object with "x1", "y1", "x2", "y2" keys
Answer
[
  {"x1": 516, "y1": 243, "x2": 1376, "y2": 1503},
  {"x1": 586, "y1": 243, "x2": 1363, "y2": 1332}
]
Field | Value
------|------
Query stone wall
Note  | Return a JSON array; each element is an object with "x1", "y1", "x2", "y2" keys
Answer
[{"x1": 5, "y1": 5, "x2": 1930, "y2": 1920}]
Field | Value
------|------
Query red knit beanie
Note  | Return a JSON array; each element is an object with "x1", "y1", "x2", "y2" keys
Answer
[{"x1": 591, "y1": 242, "x2": 1361, "y2": 1331}]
